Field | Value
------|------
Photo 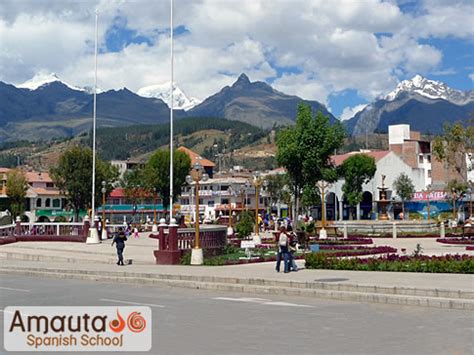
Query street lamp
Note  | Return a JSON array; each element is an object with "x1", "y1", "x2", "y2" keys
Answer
[
  {"x1": 252, "y1": 172, "x2": 267, "y2": 244},
  {"x1": 152, "y1": 187, "x2": 158, "y2": 233},
  {"x1": 468, "y1": 184, "x2": 473, "y2": 222},
  {"x1": 227, "y1": 186, "x2": 234, "y2": 236},
  {"x1": 317, "y1": 181, "x2": 330, "y2": 238},
  {"x1": 101, "y1": 181, "x2": 107, "y2": 240},
  {"x1": 186, "y1": 161, "x2": 209, "y2": 265},
  {"x1": 452, "y1": 187, "x2": 457, "y2": 226}
]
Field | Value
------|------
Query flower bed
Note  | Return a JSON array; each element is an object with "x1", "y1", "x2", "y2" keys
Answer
[
  {"x1": 436, "y1": 238, "x2": 474, "y2": 245},
  {"x1": 467, "y1": 246, "x2": 474, "y2": 251},
  {"x1": 362, "y1": 233, "x2": 460, "y2": 239},
  {"x1": 305, "y1": 253, "x2": 474, "y2": 273},
  {"x1": 308, "y1": 236, "x2": 373, "y2": 245},
  {"x1": 182, "y1": 245, "x2": 396, "y2": 266}
]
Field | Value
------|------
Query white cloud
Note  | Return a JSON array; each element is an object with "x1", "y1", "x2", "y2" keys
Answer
[
  {"x1": 340, "y1": 104, "x2": 368, "y2": 121},
  {"x1": 469, "y1": 73, "x2": 474, "y2": 82},
  {"x1": 0, "y1": 0, "x2": 469, "y2": 106}
]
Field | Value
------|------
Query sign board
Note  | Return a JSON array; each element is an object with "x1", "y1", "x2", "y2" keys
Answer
[
  {"x1": 412, "y1": 191, "x2": 448, "y2": 201},
  {"x1": 310, "y1": 244, "x2": 320, "y2": 252},
  {"x1": 240, "y1": 241, "x2": 256, "y2": 249}
]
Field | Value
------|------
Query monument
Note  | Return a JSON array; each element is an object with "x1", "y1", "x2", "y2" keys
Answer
[{"x1": 377, "y1": 175, "x2": 389, "y2": 220}]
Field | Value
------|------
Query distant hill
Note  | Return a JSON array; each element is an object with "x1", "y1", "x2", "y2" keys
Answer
[
  {"x1": 346, "y1": 75, "x2": 474, "y2": 135},
  {"x1": 188, "y1": 73, "x2": 336, "y2": 128},
  {"x1": 0, "y1": 72, "x2": 335, "y2": 142}
]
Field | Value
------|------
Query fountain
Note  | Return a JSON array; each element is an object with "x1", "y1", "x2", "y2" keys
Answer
[{"x1": 377, "y1": 175, "x2": 389, "y2": 220}]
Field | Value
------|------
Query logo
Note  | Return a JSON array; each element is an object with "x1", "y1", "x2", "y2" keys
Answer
[{"x1": 4, "y1": 306, "x2": 152, "y2": 352}]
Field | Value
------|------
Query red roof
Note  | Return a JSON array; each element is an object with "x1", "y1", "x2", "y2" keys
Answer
[
  {"x1": 110, "y1": 188, "x2": 126, "y2": 198},
  {"x1": 178, "y1": 146, "x2": 215, "y2": 167},
  {"x1": 332, "y1": 151, "x2": 390, "y2": 166},
  {"x1": 25, "y1": 171, "x2": 53, "y2": 183}
]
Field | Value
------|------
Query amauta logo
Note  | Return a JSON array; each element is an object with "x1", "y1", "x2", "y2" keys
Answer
[
  {"x1": 4, "y1": 306, "x2": 152, "y2": 352},
  {"x1": 109, "y1": 310, "x2": 125, "y2": 333},
  {"x1": 127, "y1": 312, "x2": 146, "y2": 333},
  {"x1": 109, "y1": 310, "x2": 146, "y2": 333}
]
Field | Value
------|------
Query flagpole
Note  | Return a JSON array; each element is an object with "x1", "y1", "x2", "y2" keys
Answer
[
  {"x1": 87, "y1": 8, "x2": 100, "y2": 244},
  {"x1": 169, "y1": 0, "x2": 174, "y2": 221}
]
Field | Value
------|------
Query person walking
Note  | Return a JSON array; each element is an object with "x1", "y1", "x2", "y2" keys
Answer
[
  {"x1": 111, "y1": 227, "x2": 127, "y2": 266},
  {"x1": 275, "y1": 226, "x2": 290, "y2": 273}
]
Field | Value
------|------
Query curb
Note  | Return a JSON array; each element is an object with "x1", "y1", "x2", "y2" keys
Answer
[{"x1": 1, "y1": 266, "x2": 473, "y2": 310}]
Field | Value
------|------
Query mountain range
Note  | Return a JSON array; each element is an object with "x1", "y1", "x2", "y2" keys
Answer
[
  {"x1": 0, "y1": 72, "x2": 472, "y2": 142},
  {"x1": 346, "y1": 75, "x2": 473, "y2": 135}
]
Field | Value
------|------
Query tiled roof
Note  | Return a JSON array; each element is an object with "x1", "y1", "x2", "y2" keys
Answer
[
  {"x1": 332, "y1": 151, "x2": 390, "y2": 166},
  {"x1": 25, "y1": 171, "x2": 53, "y2": 183},
  {"x1": 178, "y1": 146, "x2": 216, "y2": 167}
]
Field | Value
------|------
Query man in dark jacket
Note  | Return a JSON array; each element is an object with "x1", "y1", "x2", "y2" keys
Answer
[{"x1": 111, "y1": 228, "x2": 127, "y2": 265}]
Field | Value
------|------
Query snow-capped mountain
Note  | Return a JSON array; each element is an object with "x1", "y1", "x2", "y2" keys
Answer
[
  {"x1": 385, "y1": 75, "x2": 473, "y2": 105},
  {"x1": 17, "y1": 72, "x2": 85, "y2": 92},
  {"x1": 17, "y1": 72, "x2": 106, "y2": 93},
  {"x1": 137, "y1": 82, "x2": 201, "y2": 111},
  {"x1": 346, "y1": 75, "x2": 474, "y2": 136}
]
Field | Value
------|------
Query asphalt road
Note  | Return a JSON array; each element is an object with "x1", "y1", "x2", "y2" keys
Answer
[{"x1": 1, "y1": 275, "x2": 473, "y2": 355}]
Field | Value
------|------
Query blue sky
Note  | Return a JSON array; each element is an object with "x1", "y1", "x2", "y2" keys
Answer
[{"x1": 1, "y1": 0, "x2": 473, "y2": 119}]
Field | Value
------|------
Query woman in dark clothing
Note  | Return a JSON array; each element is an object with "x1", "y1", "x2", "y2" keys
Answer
[{"x1": 111, "y1": 228, "x2": 127, "y2": 265}]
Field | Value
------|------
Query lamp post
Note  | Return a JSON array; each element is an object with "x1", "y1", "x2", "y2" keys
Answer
[
  {"x1": 227, "y1": 186, "x2": 234, "y2": 236},
  {"x1": 152, "y1": 188, "x2": 158, "y2": 232},
  {"x1": 452, "y1": 188, "x2": 457, "y2": 226},
  {"x1": 101, "y1": 181, "x2": 107, "y2": 240},
  {"x1": 252, "y1": 172, "x2": 266, "y2": 244},
  {"x1": 186, "y1": 161, "x2": 209, "y2": 265},
  {"x1": 317, "y1": 181, "x2": 330, "y2": 239},
  {"x1": 468, "y1": 184, "x2": 473, "y2": 222}
]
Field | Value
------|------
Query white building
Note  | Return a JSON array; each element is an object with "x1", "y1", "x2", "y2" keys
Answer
[{"x1": 320, "y1": 150, "x2": 426, "y2": 221}]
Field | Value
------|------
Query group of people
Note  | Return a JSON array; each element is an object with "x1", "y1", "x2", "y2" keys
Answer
[{"x1": 275, "y1": 225, "x2": 298, "y2": 273}]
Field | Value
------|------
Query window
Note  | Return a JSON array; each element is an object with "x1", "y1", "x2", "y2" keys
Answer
[
  {"x1": 221, "y1": 198, "x2": 229, "y2": 204},
  {"x1": 198, "y1": 198, "x2": 203, "y2": 205},
  {"x1": 428, "y1": 170, "x2": 432, "y2": 178},
  {"x1": 208, "y1": 200, "x2": 214, "y2": 206},
  {"x1": 46, "y1": 182, "x2": 54, "y2": 188},
  {"x1": 418, "y1": 155, "x2": 423, "y2": 164},
  {"x1": 220, "y1": 185, "x2": 229, "y2": 191},
  {"x1": 36, "y1": 198, "x2": 42, "y2": 208},
  {"x1": 52, "y1": 199, "x2": 60, "y2": 208},
  {"x1": 113, "y1": 199, "x2": 120, "y2": 205},
  {"x1": 427, "y1": 155, "x2": 431, "y2": 163},
  {"x1": 45, "y1": 198, "x2": 51, "y2": 207},
  {"x1": 260, "y1": 197, "x2": 263, "y2": 204}
]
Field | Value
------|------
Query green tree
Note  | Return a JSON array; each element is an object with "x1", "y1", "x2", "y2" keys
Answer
[
  {"x1": 6, "y1": 169, "x2": 28, "y2": 219},
  {"x1": 339, "y1": 154, "x2": 376, "y2": 220},
  {"x1": 276, "y1": 103, "x2": 345, "y2": 223},
  {"x1": 393, "y1": 173, "x2": 415, "y2": 218},
  {"x1": 446, "y1": 179, "x2": 468, "y2": 221},
  {"x1": 121, "y1": 168, "x2": 146, "y2": 206},
  {"x1": 235, "y1": 211, "x2": 254, "y2": 238},
  {"x1": 50, "y1": 146, "x2": 119, "y2": 221},
  {"x1": 432, "y1": 121, "x2": 473, "y2": 182},
  {"x1": 144, "y1": 149, "x2": 191, "y2": 212}
]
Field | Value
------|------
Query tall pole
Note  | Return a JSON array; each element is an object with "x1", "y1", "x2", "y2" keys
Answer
[
  {"x1": 255, "y1": 185, "x2": 259, "y2": 235},
  {"x1": 169, "y1": 0, "x2": 174, "y2": 220},
  {"x1": 86, "y1": 9, "x2": 100, "y2": 244},
  {"x1": 91, "y1": 9, "x2": 98, "y2": 222},
  {"x1": 195, "y1": 180, "x2": 200, "y2": 248}
]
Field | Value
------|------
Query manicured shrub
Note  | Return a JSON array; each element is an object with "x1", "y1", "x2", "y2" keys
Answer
[{"x1": 305, "y1": 253, "x2": 474, "y2": 273}]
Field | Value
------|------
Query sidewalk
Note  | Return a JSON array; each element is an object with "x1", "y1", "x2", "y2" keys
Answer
[{"x1": 1, "y1": 234, "x2": 473, "y2": 310}]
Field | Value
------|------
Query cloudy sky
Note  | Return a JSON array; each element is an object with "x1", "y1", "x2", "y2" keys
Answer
[{"x1": 1, "y1": 0, "x2": 473, "y2": 119}]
